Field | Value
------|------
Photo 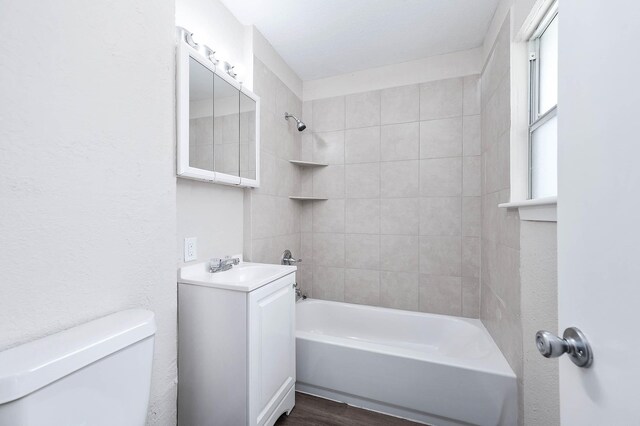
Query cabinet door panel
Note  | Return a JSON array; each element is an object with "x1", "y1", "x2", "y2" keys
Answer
[
  {"x1": 248, "y1": 274, "x2": 296, "y2": 426},
  {"x1": 213, "y1": 73, "x2": 240, "y2": 177},
  {"x1": 188, "y1": 57, "x2": 214, "y2": 171},
  {"x1": 240, "y1": 92, "x2": 257, "y2": 181}
]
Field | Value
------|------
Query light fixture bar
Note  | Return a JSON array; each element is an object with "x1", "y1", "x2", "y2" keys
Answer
[{"x1": 175, "y1": 26, "x2": 239, "y2": 80}]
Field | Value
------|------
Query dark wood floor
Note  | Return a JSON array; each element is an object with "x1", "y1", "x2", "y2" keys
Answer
[{"x1": 275, "y1": 392, "x2": 422, "y2": 426}]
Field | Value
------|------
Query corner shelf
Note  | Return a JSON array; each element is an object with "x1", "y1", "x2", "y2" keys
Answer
[
  {"x1": 288, "y1": 196, "x2": 328, "y2": 201},
  {"x1": 288, "y1": 160, "x2": 328, "y2": 168},
  {"x1": 288, "y1": 160, "x2": 328, "y2": 201}
]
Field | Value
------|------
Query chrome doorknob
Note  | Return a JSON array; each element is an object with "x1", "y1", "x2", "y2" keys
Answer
[
  {"x1": 536, "y1": 331, "x2": 567, "y2": 358},
  {"x1": 535, "y1": 327, "x2": 593, "y2": 368}
]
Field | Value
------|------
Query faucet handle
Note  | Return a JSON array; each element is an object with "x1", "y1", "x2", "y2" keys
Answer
[
  {"x1": 281, "y1": 249, "x2": 301, "y2": 265},
  {"x1": 208, "y1": 258, "x2": 222, "y2": 273}
]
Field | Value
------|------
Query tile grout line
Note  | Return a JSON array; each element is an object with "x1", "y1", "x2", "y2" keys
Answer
[
  {"x1": 342, "y1": 96, "x2": 347, "y2": 302},
  {"x1": 461, "y1": 81, "x2": 466, "y2": 316},
  {"x1": 417, "y1": 82, "x2": 422, "y2": 311},
  {"x1": 378, "y1": 92, "x2": 382, "y2": 306}
]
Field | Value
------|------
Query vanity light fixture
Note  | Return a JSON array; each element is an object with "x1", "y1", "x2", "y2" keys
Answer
[
  {"x1": 177, "y1": 27, "x2": 197, "y2": 48},
  {"x1": 197, "y1": 44, "x2": 218, "y2": 65},
  {"x1": 224, "y1": 62, "x2": 238, "y2": 79}
]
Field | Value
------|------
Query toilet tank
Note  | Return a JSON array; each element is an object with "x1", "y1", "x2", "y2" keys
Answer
[{"x1": 0, "y1": 309, "x2": 156, "y2": 426}]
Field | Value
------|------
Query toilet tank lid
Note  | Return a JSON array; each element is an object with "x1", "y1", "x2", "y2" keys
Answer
[{"x1": 0, "y1": 309, "x2": 156, "y2": 404}]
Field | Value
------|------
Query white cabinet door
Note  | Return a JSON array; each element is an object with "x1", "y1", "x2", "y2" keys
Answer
[{"x1": 247, "y1": 273, "x2": 296, "y2": 426}]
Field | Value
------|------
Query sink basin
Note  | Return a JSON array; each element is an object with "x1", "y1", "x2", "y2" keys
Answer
[
  {"x1": 178, "y1": 260, "x2": 296, "y2": 292},
  {"x1": 210, "y1": 264, "x2": 285, "y2": 284}
]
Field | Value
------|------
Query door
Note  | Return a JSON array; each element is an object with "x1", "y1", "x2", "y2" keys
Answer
[
  {"x1": 558, "y1": 1, "x2": 640, "y2": 424},
  {"x1": 247, "y1": 273, "x2": 296, "y2": 426}
]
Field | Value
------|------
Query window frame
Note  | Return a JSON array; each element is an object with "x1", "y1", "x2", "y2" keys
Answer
[{"x1": 527, "y1": 2, "x2": 558, "y2": 199}]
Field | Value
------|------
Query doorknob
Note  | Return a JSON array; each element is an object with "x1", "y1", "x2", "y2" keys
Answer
[{"x1": 535, "y1": 327, "x2": 593, "y2": 368}]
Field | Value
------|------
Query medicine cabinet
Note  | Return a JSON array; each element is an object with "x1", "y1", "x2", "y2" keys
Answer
[{"x1": 176, "y1": 30, "x2": 260, "y2": 187}]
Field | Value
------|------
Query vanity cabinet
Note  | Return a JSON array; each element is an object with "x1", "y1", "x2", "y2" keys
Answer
[{"x1": 177, "y1": 263, "x2": 296, "y2": 426}]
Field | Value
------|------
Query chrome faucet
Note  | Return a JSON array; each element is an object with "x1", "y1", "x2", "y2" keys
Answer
[
  {"x1": 293, "y1": 283, "x2": 307, "y2": 302},
  {"x1": 281, "y1": 249, "x2": 302, "y2": 266},
  {"x1": 209, "y1": 256, "x2": 240, "y2": 273}
]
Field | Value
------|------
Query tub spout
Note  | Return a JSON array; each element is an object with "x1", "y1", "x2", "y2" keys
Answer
[{"x1": 294, "y1": 283, "x2": 307, "y2": 301}]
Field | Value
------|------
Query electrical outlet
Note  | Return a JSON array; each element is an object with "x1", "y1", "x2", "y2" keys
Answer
[{"x1": 184, "y1": 237, "x2": 197, "y2": 262}]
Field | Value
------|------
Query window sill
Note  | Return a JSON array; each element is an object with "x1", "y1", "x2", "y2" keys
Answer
[{"x1": 498, "y1": 196, "x2": 557, "y2": 222}]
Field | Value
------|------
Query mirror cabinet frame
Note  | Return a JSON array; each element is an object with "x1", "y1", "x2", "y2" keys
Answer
[{"x1": 176, "y1": 34, "x2": 260, "y2": 187}]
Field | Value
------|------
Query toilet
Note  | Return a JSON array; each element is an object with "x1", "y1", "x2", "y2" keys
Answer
[{"x1": 0, "y1": 309, "x2": 156, "y2": 426}]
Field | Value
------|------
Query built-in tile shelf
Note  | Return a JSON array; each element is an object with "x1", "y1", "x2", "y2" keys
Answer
[
  {"x1": 288, "y1": 160, "x2": 328, "y2": 168},
  {"x1": 288, "y1": 196, "x2": 328, "y2": 201}
]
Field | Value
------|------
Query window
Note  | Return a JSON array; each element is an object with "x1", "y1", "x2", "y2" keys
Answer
[{"x1": 528, "y1": 3, "x2": 558, "y2": 199}]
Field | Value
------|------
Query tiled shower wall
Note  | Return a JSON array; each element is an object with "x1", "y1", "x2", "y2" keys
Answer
[
  {"x1": 297, "y1": 75, "x2": 482, "y2": 317},
  {"x1": 243, "y1": 57, "x2": 302, "y2": 264},
  {"x1": 479, "y1": 11, "x2": 523, "y2": 407}
]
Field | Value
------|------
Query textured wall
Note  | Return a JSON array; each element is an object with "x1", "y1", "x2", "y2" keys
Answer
[
  {"x1": 480, "y1": 11, "x2": 524, "y2": 422},
  {"x1": 521, "y1": 221, "x2": 559, "y2": 426},
  {"x1": 0, "y1": 1, "x2": 177, "y2": 424},
  {"x1": 296, "y1": 75, "x2": 482, "y2": 317},
  {"x1": 243, "y1": 57, "x2": 303, "y2": 265}
]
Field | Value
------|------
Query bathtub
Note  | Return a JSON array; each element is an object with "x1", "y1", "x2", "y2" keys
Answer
[{"x1": 295, "y1": 299, "x2": 517, "y2": 426}]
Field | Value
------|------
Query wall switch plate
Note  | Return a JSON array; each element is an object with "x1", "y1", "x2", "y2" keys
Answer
[{"x1": 184, "y1": 237, "x2": 197, "y2": 262}]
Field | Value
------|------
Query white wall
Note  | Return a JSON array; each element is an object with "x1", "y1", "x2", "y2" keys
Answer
[
  {"x1": 252, "y1": 28, "x2": 303, "y2": 99},
  {"x1": 176, "y1": 180, "x2": 244, "y2": 265},
  {"x1": 0, "y1": 1, "x2": 177, "y2": 424},
  {"x1": 303, "y1": 48, "x2": 482, "y2": 101},
  {"x1": 175, "y1": 0, "x2": 250, "y2": 266}
]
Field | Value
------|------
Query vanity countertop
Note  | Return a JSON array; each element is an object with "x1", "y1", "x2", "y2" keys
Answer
[{"x1": 178, "y1": 261, "x2": 296, "y2": 292}]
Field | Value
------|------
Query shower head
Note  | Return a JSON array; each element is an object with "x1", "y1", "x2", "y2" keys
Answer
[{"x1": 284, "y1": 112, "x2": 307, "y2": 132}]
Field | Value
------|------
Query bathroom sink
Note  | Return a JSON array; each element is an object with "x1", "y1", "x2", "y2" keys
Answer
[
  {"x1": 210, "y1": 264, "x2": 286, "y2": 284},
  {"x1": 178, "y1": 260, "x2": 296, "y2": 292}
]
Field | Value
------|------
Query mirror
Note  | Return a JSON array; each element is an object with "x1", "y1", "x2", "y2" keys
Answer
[
  {"x1": 213, "y1": 73, "x2": 240, "y2": 177},
  {"x1": 188, "y1": 57, "x2": 214, "y2": 171},
  {"x1": 176, "y1": 31, "x2": 260, "y2": 187}
]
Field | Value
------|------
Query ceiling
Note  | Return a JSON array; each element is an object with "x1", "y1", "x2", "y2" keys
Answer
[{"x1": 221, "y1": 0, "x2": 499, "y2": 81}]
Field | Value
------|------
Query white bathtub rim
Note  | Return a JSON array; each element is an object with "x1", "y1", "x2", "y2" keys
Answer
[{"x1": 297, "y1": 298, "x2": 483, "y2": 326}]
